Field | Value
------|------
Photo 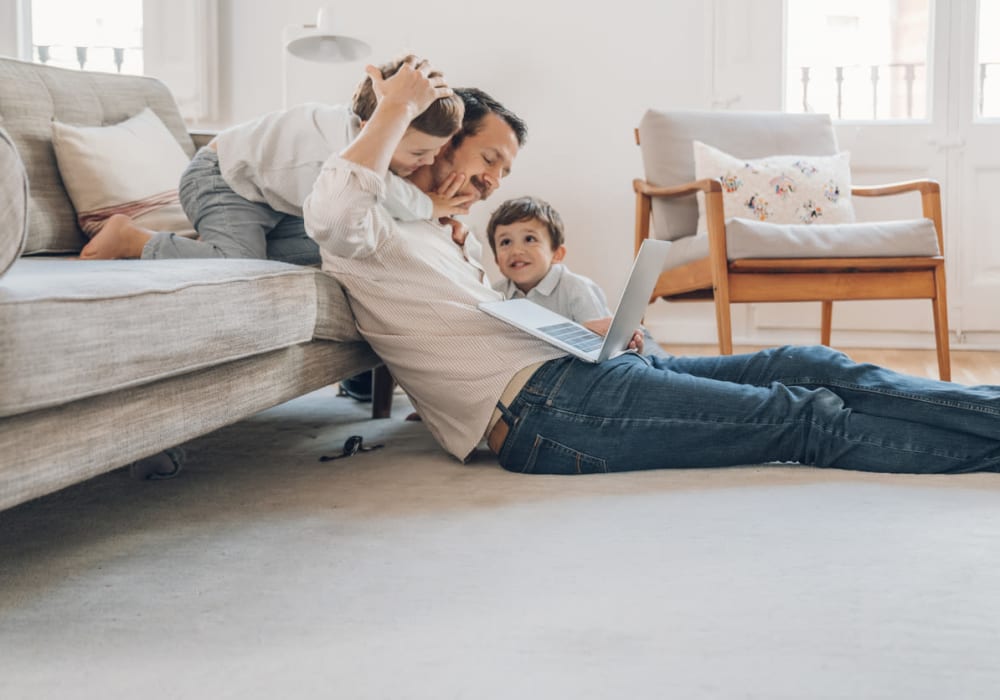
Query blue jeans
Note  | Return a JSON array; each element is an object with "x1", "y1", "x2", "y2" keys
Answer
[
  {"x1": 494, "y1": 345, "x2": 1000, "y2": 475},
  {"x1": 142, "y1": 148, "x2": 321, "y2": 266}
]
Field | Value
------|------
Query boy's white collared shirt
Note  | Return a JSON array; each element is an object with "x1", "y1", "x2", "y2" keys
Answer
[{"x1": 493, "y1": 263, "x2": 611, "y2": 324}]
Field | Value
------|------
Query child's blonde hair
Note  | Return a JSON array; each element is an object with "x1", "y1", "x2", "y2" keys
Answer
[{"x1": 350, "y1": 54, "x2": 464, "y2": 138}]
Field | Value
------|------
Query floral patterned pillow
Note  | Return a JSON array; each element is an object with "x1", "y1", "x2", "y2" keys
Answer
[{"x1": 692, "y1": 140, "x2": 855, "y2": 235}]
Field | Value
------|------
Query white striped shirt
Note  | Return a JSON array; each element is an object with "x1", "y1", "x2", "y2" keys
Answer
[{"x1": 304, "y1": 156, "x2": 566, "y2": 460}]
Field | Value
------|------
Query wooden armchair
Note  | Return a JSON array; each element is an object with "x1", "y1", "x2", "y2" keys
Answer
[{"x1": 633, "y1": 110, "x2": 951, "y2": 380}]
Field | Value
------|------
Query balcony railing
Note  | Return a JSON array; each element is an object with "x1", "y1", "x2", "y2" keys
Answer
[
  {"x1": 795, "y1": 62, "x2": 1000, "y2": 120},
  {"x1": 33, "y1": 43, "x2": 142, "y2": 74}
]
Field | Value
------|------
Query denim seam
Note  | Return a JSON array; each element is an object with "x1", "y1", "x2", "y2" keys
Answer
[
  {"x1": 783, "y1": 377, "x2": 1000, "y2": 417},
  {"x1": 538, "y1": 405, "x2": 979, "y2": 463}
]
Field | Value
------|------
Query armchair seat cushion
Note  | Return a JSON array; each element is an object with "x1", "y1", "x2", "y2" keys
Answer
[{"x1": 663, "y1": 218, "x2": 940, "y2": 270}]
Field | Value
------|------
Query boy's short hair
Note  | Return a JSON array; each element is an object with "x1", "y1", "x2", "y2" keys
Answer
[
  {"x1": 351, "y1": 54, "x2": 464, "y2": 138},
  {"x1": 486, "y1": 196, "x2": 565, "y2": 255}
]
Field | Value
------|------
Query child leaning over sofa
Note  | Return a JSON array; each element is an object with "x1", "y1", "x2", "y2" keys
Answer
[
  {"x1": 486, "y1": 196, "x2": 668, "y2": 357},
  {"x1": 79, "y1": 54, "x2": 473, "y2": 263}
]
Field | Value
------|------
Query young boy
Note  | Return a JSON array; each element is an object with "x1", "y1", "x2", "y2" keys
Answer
[
  {"x1": 80, "y1": 54, "x2": 473, "y2": 262},
  {"x1": 486, "y1": 196, "x2": 667, "y2": 356}
]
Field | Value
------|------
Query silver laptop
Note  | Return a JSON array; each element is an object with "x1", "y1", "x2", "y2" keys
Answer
[{"x1": 479, "y1": 238, "x2": 671, "y2": 363}]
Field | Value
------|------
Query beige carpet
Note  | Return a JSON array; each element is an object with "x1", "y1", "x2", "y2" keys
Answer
[{"x1": 2, "y1": 387, "x2": 1000, "y2": 699}]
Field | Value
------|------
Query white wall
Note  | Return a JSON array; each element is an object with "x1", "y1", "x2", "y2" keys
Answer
[{"x1": 216, "y1": 0, "x2": 716, "y2": 323}]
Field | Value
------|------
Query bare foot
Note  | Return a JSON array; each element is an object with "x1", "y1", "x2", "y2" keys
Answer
[{"x1": 80, "y1": 214, "x2": 154, "y2": 259}]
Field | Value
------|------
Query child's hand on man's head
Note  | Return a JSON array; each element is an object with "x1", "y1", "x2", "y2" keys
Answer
[{"x1": 365, "y1": 55, "x2": 452, "y2": 119}]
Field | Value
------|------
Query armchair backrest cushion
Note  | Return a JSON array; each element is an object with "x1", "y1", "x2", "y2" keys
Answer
[
  {"x1": 637, "y1": 110, "x2": 839, "y2": 240},
  {"x1": 0, "y1": 57, "x2": 195, "y2": 254}
]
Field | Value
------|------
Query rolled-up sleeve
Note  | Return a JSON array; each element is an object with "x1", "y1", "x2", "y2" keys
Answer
[{"x1": 303, "y1": 155, "x2": 392, "y2": 259}]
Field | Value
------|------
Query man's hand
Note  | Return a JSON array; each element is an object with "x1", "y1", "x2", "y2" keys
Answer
[
  {"x1": 582, "y1": 317, "x2": 611, "y2": 337},
  {"x1": 365, "y1": 55, "x2": 452, "y2": 121},
  {"x1": 440, "y1": 217, "x2": 469, "y2": 246},
  {"x1": 429, "y1": 172, "x2": 479, "y2": 218},
  {"x1": 582, "y1": 317, "x2": 645, "y2": 353},
  {"x1": 628, "y1": 330, "x2": 645, "y2": 354}
]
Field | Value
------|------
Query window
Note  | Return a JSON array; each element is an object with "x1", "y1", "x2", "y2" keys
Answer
[
  {"x1": 785, "y1": 0, "x2": 931, "y2": 121},
  {"x1": 979, "y1": 0, "x2": 1000, "y2": 118},
  {"x1": 19, "y1": 0, "x2": 219, "y2": 126},
  {"x1": 30, "y1": 0, "x2": 142, "y2": 74}
]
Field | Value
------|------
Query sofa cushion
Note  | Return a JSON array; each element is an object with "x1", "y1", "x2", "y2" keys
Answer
[
  {"x1": 51, "y1": 108, "x2": 195, "y2": 238},
  {"x1": 0, "y1": 127, "x2": 28, "y2": 278},
  {"x1": 0, "y1": 57, "x2": 194, "y2": 254},
  {"x1": 663, "y1": 218, "x2": 940, "y2": 270},
  {"x1": 0, "y1": 259, "x2": 348, "y2": 417}
]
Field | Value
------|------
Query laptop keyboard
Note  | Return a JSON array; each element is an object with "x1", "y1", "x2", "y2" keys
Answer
[{"x1": 538, "y1": 322, "x2": 604, "y2": 352}]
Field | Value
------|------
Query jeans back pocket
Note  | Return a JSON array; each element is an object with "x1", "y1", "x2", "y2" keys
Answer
[{"x1": 522, "y1": 435, "x2": 608, "y2": 475}]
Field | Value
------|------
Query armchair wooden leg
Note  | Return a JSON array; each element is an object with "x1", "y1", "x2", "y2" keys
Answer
[
  {"x1": 932, "y1": 264, "x2": 951, "y2": 382},
  {"x1": 820, "y1": 301, "x2": 833, "y2": 346},
  {"x1": 371, "y1": 365, "x2": 395, "y2": 418},
  {"x1": 714, "y1": 297, "x2": 734, "y2": 355}
]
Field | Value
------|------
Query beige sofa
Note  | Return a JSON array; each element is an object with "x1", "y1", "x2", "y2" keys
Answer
[{"x1": 0, "y1": 57, "x2": 386, "y2": 511}]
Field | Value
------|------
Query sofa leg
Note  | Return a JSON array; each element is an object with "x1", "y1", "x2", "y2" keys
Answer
[{"x1": 371, "y1": 365, "x2": 395, "y2": 419}]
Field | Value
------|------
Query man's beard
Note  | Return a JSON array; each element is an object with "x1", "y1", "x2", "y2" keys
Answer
[{"x1": 469, "y1": 175, "x2": 489, "y2": 200}]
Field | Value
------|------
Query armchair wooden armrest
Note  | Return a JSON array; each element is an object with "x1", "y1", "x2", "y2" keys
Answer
[
  {"x1": 853, "y1": 179, "x2": 943, "y2": 253},
  {"x1": 852, "y1": 179, "x2": 939, "y2": 197},
  {"x1": 633, "y1": 178, "x2": 724, "y2": 252},
  {"x1": 632, "y1": 177, "x2": 723, "y2": 199}
]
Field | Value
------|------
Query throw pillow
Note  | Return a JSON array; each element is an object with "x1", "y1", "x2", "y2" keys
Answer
[
  {"x1": 51, "y1": 108, "x2": 195, "y2": 239},
  {"x1": 692, "y1": 140, "x2": 855, "y2": 235},
  {"x1": 0, "y1": 127, "x2": 29, "y2": 278}
]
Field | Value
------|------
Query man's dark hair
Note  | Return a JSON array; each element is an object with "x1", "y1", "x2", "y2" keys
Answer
[
  {"x1": 486, "y1": 196, "x2": 564, "y2": 255},
  {"x1": 452, "y1": 88, "x2": 528, "y2": 149},
  {"x1": 351, "y1": 54, "x2": 464, "y2": 138}
]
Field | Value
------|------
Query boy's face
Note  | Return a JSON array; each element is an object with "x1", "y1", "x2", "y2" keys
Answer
[
  {"x1": 390, "y1": 128, "x2": 451, "y2": 178},
  {"x1": 493, "y1": 218, "x2": 566, "y2": 294}
]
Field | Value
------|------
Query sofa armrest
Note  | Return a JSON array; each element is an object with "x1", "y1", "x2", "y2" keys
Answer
[{"x1": 188, "y1": 129, "x2": 217, "y2": 150}]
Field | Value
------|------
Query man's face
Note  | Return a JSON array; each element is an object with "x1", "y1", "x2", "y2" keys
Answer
[
  {"x1": 431, "y1": 113, "x2": 519, "y2": 202},
  {"x1": 389, "y1": 128, "x2": 451, "y2": 178}
]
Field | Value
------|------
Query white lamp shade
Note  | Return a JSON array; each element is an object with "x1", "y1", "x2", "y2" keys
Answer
[{"x1": 285, "y1": 7, "x2": 371, "y2": 63}]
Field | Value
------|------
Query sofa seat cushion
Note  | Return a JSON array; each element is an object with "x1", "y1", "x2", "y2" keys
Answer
[
  {"x1": 663, "y1": 218, "x2": 941, "y2": 270},
  {"x1": 0, "y1": 258, "x2": 340, "y2": 417}
]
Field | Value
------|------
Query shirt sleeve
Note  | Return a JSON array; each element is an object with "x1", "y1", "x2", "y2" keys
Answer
[
  {"x1": 383, "y1": 172, "x2": 433, "y2": 221},
  {"x1": 303, "y1": 154, "x2": 393, "y2": 259}
]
